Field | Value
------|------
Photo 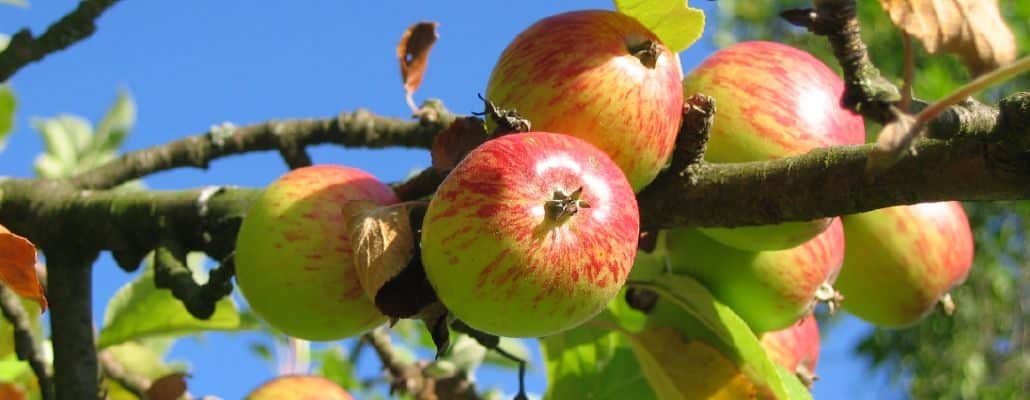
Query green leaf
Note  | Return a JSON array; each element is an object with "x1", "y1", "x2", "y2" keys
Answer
[
  {"x1": 540, "y1": 301, "x2": 657, "y2": 400},
  {"x1": 102, "y1": 337, "x2": 185, "y2": 380},
  {"x1": 630, "y1": 274, "x2": 793, "y2": 399},
  {"x1": 97, "y1": 252, "x2": 251, "y2": 349},
  {"x1": 32, "y1": 115, "x2": 92, "y2": 175},
  {"x1": 91, "y1": 90, "x2": 135, "y2": 156},
  {"x1": 317, "y1": 345, "x2": 361, "y2": 391},
  {"x1": 0, "y1": 85, "x2": 14, "y2": 152},
  {"x1": 776, "y1": 365, "x2": 814, "y2": 400},
  {"x1": 614, "y1": 0, "x2": 706, "y2": 53}
]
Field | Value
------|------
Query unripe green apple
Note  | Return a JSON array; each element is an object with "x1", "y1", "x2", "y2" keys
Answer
[
  {"x1": 485, "y1": 10, "x2": 684, "y2": 191},
  {"x1": 245, "y1": 374, "x2": 352, "y2": 400},
  {"x1": 666, "y1": 218, "x2": 845, "y2": 333},
  {"x1": 683, "y1": 41, "x2": 865, "y2": 251},
  {"x1": 235, "y1": 165, "x2": 395, "y2": 340},
  {"x1": 421, "y1": 132, "x2": 639, "y2": 337},
  {"x1": 836, "y1": 202, "x2": 974, "y2": 327}
]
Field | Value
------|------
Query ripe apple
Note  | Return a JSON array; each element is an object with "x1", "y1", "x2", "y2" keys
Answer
[
  {"x1": 836, "y1": 201, "x2": 974, "y2": 327},
  {"x1": 760, "y1": 314, "x2": 820, "y2": 385},
  {"x1": 485, "y1": 10, "x2": 683, "y2": 191},
  {"x1": 682, "y1": 41, "x2": 865, "y2": 251},
  {"x1": 245, "y1": 374, "x2": 352, "y2": 400},
  {"x1": 421, "y1": 132, "x2": 639, "y2": 337},
  {"x1": 666, "y1": 218, "x2": 845, "y2": 333},
  {"x1": 235, "y1": 165, "x2": 395, "y2": 340}
]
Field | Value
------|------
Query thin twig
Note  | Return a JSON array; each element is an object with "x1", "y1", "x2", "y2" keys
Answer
[
  {"x1": 0, "y1": 0, "x2": 122, "y2": 81},
  {"x1": 0, "y1": 284, "x2": 53, "y2": 400},
  {"x1": 71, "y1": 110, "x2": 448, "y2": 190}
]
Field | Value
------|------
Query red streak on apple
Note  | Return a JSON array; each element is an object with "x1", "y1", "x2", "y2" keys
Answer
[{"x1": 422, "y1": 132, "x2": 639, "y2": 337}]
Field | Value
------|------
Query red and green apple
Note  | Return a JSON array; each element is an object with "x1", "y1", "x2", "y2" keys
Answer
[
  {"x1": 836, "y1": 201, "x2": 974, "y2": 327},
  {"x1": 485, "y1": 10, "x2": 683, "y2": 191},
  {"x1": 420, "y1": 132, "x2": 639, "y2": 337},
  {"x1": 682, "y1": 41, "x2": 866, "y2": 251},
  {"x1": 235, "y1": 165, "x2": 395, "y2": 340}
]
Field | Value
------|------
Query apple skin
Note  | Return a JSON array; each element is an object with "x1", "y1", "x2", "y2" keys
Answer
[
  {"x1": 485, "y1": 10, "x2": 683, "y2": 191},
  {"x1": 666, "y1": 218, "x2": 845, "y2": 333},
  {"x1": 245, "y1": 374, "x2": 352, "y2": 400},
  {"x1": 421, "y1": 132, "x2": 639, "y2": 337},
  {"x1": 836, "y1": 201, "x2": 974, "y2": 327},
  {"x1": 235, "y1": 165, "x2": 395, "y2": 340},
  {"x1": 759, "y1": 314, "x2": 820, "y2": 375},
  {"x1": 683, "y1": 41, "x2": 865, "y2": 251}
]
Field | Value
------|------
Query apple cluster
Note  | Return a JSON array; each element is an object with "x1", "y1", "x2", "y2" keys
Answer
[{"x1": 228, "y1": 8, "x2": 977, "y2": 394}]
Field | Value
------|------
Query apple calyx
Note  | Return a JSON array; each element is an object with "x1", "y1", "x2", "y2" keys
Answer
[
  {"x1": 939, "y1": 293, "x2": 956, "y2": 316},
  {"x1": 475, "y1": 94, "x2": 531, "y2": 135},
  {"x1": 543, "y1": 187, "x2": 590, "y2": 224},
  {"x1": 627, "y1": 37, "x2": 661, "y2": 68},
  {"x1": 813, "y1": 282, "x2": 844, "y2": 314}
]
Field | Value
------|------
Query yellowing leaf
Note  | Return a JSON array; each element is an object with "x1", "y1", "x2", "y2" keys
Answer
[
  {"x1": 878, "y1": 0, "x2": 1017, "y2": 75},
  {"x1": 614, "y1": 0, "x2": 706, "y2": 53},
  {"x1": 628, "y1": 328, "x2": 763, "y2": 400},
  {"x1": 0, "y1": 225, "x2": 46, "y2": 311}
]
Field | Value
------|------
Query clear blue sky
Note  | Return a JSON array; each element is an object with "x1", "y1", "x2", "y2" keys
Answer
[{"x1": 1, "y1": 1, "x2": 902, "y2": 398}]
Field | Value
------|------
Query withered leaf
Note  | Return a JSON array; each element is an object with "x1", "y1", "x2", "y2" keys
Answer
[
  {"x1": 397, "y1": 21, "x2": 439, "y2": 109},
  {"x1": 431, "y1": 116, "x2": 488, "y2": 171},
  {"x1": 343, "y1": 200, "x2": 427, "y2": 306},
  {"x1": 878, "y1": 0, "x2": 1017, "y2": 75},
  {"x1": 144, "y1": 372, "x2": 188, "y2": 400},
  {"x1": 866, "y1": 108, "x2": 921, "y2": 177},
  {"x1": 0, "y1": 225, "x2": 47, "y2": 311}
]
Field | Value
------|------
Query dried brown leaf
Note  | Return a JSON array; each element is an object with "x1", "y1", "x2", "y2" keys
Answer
[
  {"x1": 866, "y1": 108, "x2": 922, "y2": 177},
  {"x1": 344, "y1": 201, "x2": 426, "y2": 302},
  {"x1": 144, "y1": 372, "x2": 188, "y2": 400},
  {"x1": 878, "y1": 0, "x2": 1017, "y2": 75},
  {"x1": 397, "y1": 22, "x2": 439, "y2": 110},
  {"x1": 0, "y1": 225, "x2": 47, "y2": 311},
  {"x1": 430, "y1": 116, "x2": 488, "y2": 171}
]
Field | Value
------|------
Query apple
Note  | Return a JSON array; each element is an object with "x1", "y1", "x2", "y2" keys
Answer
[
  {"x1": 485, "y1": 10, "x2": 683, "y2": 191},
  {"x1": 245, "y1": 374, "x2": 352, "y2": 400},
  {"x1": 836, "y1": 201, "x2": 974, "y2": 327},
  {"x1": 760, "y1": 314, "x2": 820, "y2": 385},
  {"x1": 682, "y1": 41, "x2": 865, "y2": 251},
  {"x1": 421, "y1": 132, "x2": 639, "y2": 337},
  {"x1": 666, "y1": 218, "x2": 845, "y2": 333},
  {"x1": 235, "y1": 165, "x2": 395, "y2": 340}
]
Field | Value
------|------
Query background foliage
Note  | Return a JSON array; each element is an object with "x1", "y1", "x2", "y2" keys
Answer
[{"x1": 720, "y1": 1, "x2": 1029, "y2": 398}]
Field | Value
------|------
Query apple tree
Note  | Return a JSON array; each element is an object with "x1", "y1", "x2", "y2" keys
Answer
[{"x1": 0, "y1": 0, "x2": 1027, "y2": 399}]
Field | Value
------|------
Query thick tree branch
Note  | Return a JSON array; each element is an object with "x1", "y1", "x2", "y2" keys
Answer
[
  {"x1": 70, "y1": 110, "x2": 449, "y2": 190},
  {"x1": 0, "y1": 284, "x2": 52, "y2": 400},
  {"x1": 0, "y1": 0, "x2": 122, "y2": 82},
  {"x1": 46, "y1": 251, "x2": 100, "y2": 400}
]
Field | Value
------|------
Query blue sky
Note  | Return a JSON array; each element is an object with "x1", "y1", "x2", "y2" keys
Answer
[{"x1": 1, "y1": 1, "x2": 902, "y2": 398}]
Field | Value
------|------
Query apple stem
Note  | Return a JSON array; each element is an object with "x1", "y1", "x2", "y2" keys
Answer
[
  {"x1": 544, "y1": 187, "x2": 590, "y2": 224},
  {"x1": 627, "y1": 39, "x2": 661, "y2": 69}
]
